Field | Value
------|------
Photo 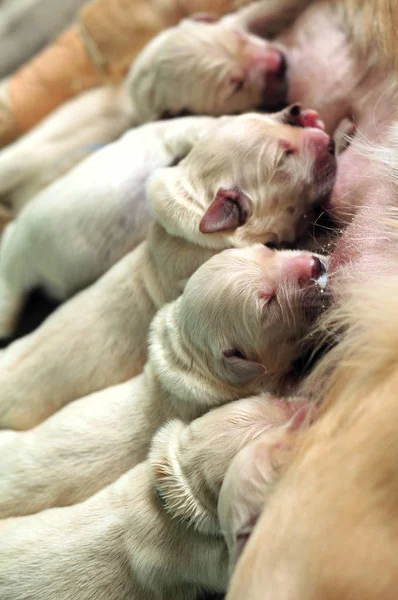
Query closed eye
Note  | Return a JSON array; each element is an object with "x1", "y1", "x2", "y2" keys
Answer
[{"x1": 230, "y1": 76, "x2": 245, "y2": 94}]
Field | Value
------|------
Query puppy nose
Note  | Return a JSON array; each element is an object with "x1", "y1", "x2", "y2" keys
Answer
[
  {"x1": 302, "y1": 128, "x2": 331, "y2": 151},
  {"x1": 327, "y1": 138, "x2": 336, "y2": 156},
  {"x1": 282, "y1": 254, "x2": 327, "y2": 288},
  {"x1": 311, "y1": 256, "x2": 327, "y2": 280}
]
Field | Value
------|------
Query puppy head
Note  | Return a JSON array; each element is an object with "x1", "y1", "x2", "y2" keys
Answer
[
  {"x1": 218, "y1": 401, "x2": 315, "y2": 572},
  {"x1": 177, "y1": 244, "x2": 330, "y2": 394},
  {"x1": 128, "y1": 18, "x2": 288, "y2": 122},
  {"x1": 149, "y1": 395, "x2": 303, "y2": 535},
  {"x1": 148, "y1": 108, "x2": 336, "y2": 248}
]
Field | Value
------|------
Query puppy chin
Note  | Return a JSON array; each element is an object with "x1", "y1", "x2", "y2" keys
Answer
[
  {"x1": 256, "y1": 60, "x2": 289, "y2": 112},
  {"x1": 301, "y1": 275, "x2": 332, "y2": 322},
  {"x1": 256, "y1": 85, "x2": 288, "y2": 113}
]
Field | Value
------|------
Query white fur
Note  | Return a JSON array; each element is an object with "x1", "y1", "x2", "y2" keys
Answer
[
  {"x1": 0, "y1": 115, "x2": 215, "y2": 336},
  {"x1": 0, "y1": 245, "x2": 328, "y2": 516},
  {"x1": 0, "y1": 84, "x2": 135, "y2": 213},
  {"x1": 0, "y1": 396, "x2": 299, "y2": 600},
  {"x1": 0, "y1": 110, "x2": 334, "y2": 430}
]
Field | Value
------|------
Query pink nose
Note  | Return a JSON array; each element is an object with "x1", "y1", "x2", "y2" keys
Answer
[
  {"x1": 301, "y1": 129, "x2": 335, "y2": 155},
  {"x1": 283, "y1": 255, "x2": 327, "y2": 287},
  {"x1": 249, "y1": 48, "x2": 286, "y2": 75}
]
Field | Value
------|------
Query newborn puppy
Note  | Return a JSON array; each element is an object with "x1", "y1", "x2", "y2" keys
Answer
[
  {"x1": 0, "y1": 115, "x2": 215, "y2": 337},
  {"x1": 128, "y1": 15, "x2": 288, "y2": 122},
  {"x1": 0, "y1": 84, "x2": 134, "y2": 213},
  {"x1": 0, "y1": 396, "x2": 302, "y2": 600},
  {"x1": 218, "y1": 401, "x2": 313, "y2": 572},
  {"x1": 0, "y1": 107, "x2": 335, "y2": 429},
  {"x1": 129, "y1": 0, "x2": 395, "y2": 191},
  {"x1": 0, "y1": 245, "x2": 329, "y2": 517},
  {"x1": 224, "y1": 274, "x2": 398, "y2": 600}
]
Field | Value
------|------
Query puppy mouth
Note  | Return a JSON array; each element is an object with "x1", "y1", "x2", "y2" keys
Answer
[
  {"x1": 256, "y1": 51, "x2": 289, "y2": 112},
  {"x1": 310, "y1": 256, "x2": 328, "y2": 289},
  {"x1": 312, "y1": 158, "x2": 337, "y2": 204},
  {"x1": 293, "y1": 256, "x2": 331, "y2": 324}
]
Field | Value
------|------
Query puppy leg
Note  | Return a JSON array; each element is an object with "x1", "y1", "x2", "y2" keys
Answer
[
  {"x1": 0, "y1": 85, "x2": 134, "y2": 212},
  {"x1": 0, "y1": 376, "x2": 158, "y2": 517},
  {"x1": 0, "y1": 462, "x2": 226, "y2": 600},
  {"x1": 0, "y1": 222, "x2": 35, "y2": 337}
]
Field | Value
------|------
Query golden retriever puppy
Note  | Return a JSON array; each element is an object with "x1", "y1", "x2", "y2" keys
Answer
[
  {"x1": 0, "y1": 244, "x2": 329, "y2": 517},
  {"x1": 224, "y1": 272, "x2": 398, "y2": 600},
  {"x1": 0, "y1": 396, "x2": 303, "y2": 600},
  {"x1": 128, "y1": 1, "x2": 389, "y2": 129},
  {"x1": 219, "y1": 128, "x2": 398, "y2": 599},
  {"x1": 128, "y1": 0, "x2": 396, "y2": 221},
  {"x1": 0, "y1": 106, "x2": 336, "y2": 430}
]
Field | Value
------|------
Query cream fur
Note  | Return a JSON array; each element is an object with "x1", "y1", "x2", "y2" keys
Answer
[
  {"x1": 0, "y1": 244, "x2": 329, "y2": 516},
  {"x1": 128, "y1": 0, "x2": 392, "y2": 135},
  {"x1": 226, "y1": 274, "x2": 398, "y2": 600},
  {"x1": 222, "y1": 127, "x2": 398, "y2": 600},
  {"x1": 0, "y1": 110, "x2": 334, "y2": 429},
  {"x1": 0, "y1": 84, "x2": 135, "y2": 213},
  {"x1": 0, "y1": 396, "x2": 301, "y2": 600},
  {"x1": 0, "y1": 115, "x2": 215, "y2": 337}
]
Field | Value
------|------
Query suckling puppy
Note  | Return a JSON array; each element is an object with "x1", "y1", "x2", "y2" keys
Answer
[
  {"x1": 218, "y1": 127, "x2": 398, "y2": 600},
  {"x1": 223, "y1": 275, "x2": 398, "y2": 600},
  {"x1": 0, "y1": 115, "x2": 215, "y2": 337},
  {"x1": 0, "y1": 244, "x2": 329, "y2": 517},
  {"x1": 128, "y1": 14, "x2": 289, "y2": 122},
  {"x1": 0, "y1": 107, "x2": 336, "y2": 430},
  {"x1": 0, "y1": 396, "x2": 303, "y2": 600},
  {"x1": 218, "y1": 401, "x2": 314, "y2": 573},
  {"x1": 129, "y1": 0, "x2": 396, "y2": 221},
  {"x1": 129, "y1": 0, "x2": 392, "y2": 131}
]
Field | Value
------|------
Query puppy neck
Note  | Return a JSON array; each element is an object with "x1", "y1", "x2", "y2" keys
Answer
[
  {"x1": 148, "y1": 300, "x2": 245, "y2": 421},
  {"x1": 148, "y1": 165, "x2": 232, "y2": 251}
]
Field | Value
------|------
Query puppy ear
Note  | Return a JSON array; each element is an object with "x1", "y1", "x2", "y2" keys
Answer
[
  {"x1": 218, "y1": 403, "x2": 315, "y2": 568},
  {"x1": 222, "y1": 349, "x2": 265, "y2": 385},
  {"x1": 199, "y1": 188, "x2": 252, "y2": 234},
  {"x1": 218, "y1": 429, "x2": 285, "y2": 569}
]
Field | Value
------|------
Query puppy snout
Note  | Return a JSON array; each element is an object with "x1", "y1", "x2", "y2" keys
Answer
[
  {"x1": 304, "y1": 131, "x2": 337, "y2": 177},
  {"x1": 282, "y1": 255, "x2": 327, "y2": 288},
  {"x1": 250, "y1": 48, "x2": 288, "y2": 110},
  {"x1": 327, "y1": 138, "x2": 336, "y2": 156},
  {"x1": 250, "y1": 47, "x2": 286, "y2": 75},
  {"x1": 310, "y1": 256, "x2": 327, "y2": 280}
]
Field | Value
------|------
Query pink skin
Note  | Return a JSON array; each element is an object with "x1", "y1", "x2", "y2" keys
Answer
[
  {"x1": 281, "y1": 255, "x2": 327, "y2": 289},
  {"x1": 248, "y1": 48, "x2": 285, "y2": 74},
  {"x1": 239, "y1": 5, "x2": 395, "y2": 222},
  {"x1": 329, "y1": 179, "x2": 397, "y2": 297}
]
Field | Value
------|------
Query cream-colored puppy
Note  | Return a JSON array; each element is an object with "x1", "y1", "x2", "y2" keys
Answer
[
  {"x1": 0, "y1": 115, "x2": 215, "y2": 337},
  {"x1": 0, "y1": 396, "x2": 302, "y2": 600},
  {"x1": 0, "y1": 107, "x2": 336, "y2": 430},
  {"x1": 0, "y1": 244, "x2": 329, "y2": 517},
  {"x1": 0, "y1": 84, "x2": 135, "y2": 213},
  {"x1": 128, "y1": 1, "x2": 390, "y2": 135},
  {"x1": 128, "y1": 13, "x2": 289, "y2": 123}
]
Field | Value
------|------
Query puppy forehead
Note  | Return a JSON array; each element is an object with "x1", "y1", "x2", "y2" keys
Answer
[
  {"x1": 202, "y1": 116, "x2": 282, "y2": 150},
  {"x1": 185, "y1": 246, "x2": 276, "y2": 301}
]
